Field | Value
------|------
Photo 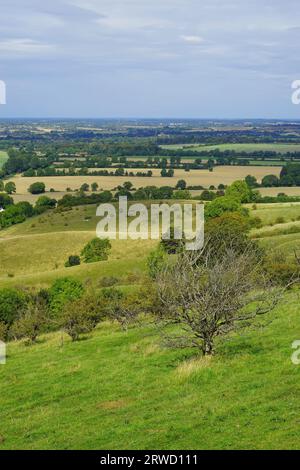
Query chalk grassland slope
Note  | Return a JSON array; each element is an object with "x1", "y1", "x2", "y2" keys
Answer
[
  {"x1": 0, "y1": 291, "x2": 300, "y2": 450},
  {"x1": 0, "y1": 204, "x2": 156, "y2": 288},
  {"x1": 0, "y1": 151, "x2": 8, "y2": 168},
  {"x1": 160, "y1": 143, "x2": 300, "y2": 153},
  {"x1": 10, "y1": 166, "x2": 281, "y2": 195}
]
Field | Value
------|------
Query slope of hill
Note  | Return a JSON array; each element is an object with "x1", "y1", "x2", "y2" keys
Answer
[{"x1": 1, "y1": 291, "x2": 300, "y2": 450}]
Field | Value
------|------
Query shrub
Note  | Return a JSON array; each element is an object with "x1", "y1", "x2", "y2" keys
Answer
[
  {"x1": 35, "y1": 196, "x2": 57, "y2": 208},
  {"x1": 81, "y1": 238, "x2": 111, "y2": 263},
  {"x1": 205, "y1": 196, "x2": 247, "y2": 219},
  {"x1": 99, "y1": 276, "x2": 119, "y2": 287},
  {"x1": 264, "y1": 262, "x2": 300, "y2": 286},
  {"x1": 4, "y1": 182, "x2": 16, "y2": 194},
  {"x1": 28, "y1": 182, "x2": 46, "y2": 194},
  {"x1": 60, "y1": 294, "x2": 102, "y2": 341},
  {"x1": 0, "y1": 322, "x2": 8, "y2": 341},
  {"x1": 49, "y1": 277, "x2": 84, "y2": 316},
  {"x1": 65, "y1": 255, "x2": 81, "y2": 268},
  {"x1": 11, "y1": 300, "x2": 47, "y2": 343},
  {"x1": 0, "y1": 288, "x2": 28, "y2": 326},
  {"x1": 275, "y1": 217, "x2": 286, "y2": 224},
  {"x1": 225, "y1": 181, "x2": 252, "y2": 203},
  {"x1": 147, "y1": 246, "x2": 167, "y2": 279}
]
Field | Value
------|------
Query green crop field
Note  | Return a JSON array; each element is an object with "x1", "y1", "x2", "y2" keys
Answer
[
  {"x1": 160, "y1": 143, "x2": 300, "y2": 153},
  {"x1": 0, "y1": 151, "x2": 8, "y2": 168},
  {"x1": 1, "y1": 290, "x2": 300, "y2": 450}
]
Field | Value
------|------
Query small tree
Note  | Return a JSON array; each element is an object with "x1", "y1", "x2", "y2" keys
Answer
[
  {"x1": 81, "y1": 238, "x2": 111, "y2": 263},
  {"x1": 155, "y1": 238, "x2": 286, "y2": 356},
  {"x1": 11, "y1": 299, "x2": 47, "y2": 343},
  {"x1": 80, "y1": 183, "x2": 89, "y2": 192},
  {"x1": 225, "y1": 180, "x2": 252, "y2": 203},
  {"x1": 60, "y1": 294, "x2": 102, "y2": 341},
  {"x1": 175, "y1": 179, "x2": 187, "y2": 190},
  {"x1": 4, "y1": 182, "x2": 16, "y2": 194},
  {"x1": 91, "y1": 182, "x2": 99, "y2": 192},
  {"x1": 101, "y1": 288, "x2": 141, "y2": 330},
  {"x1": 49, "y1": 277, "x2": 84, "y2": 316},
  {"x1": 28, "y1": 182, "x2": 46, "y2": 194}
]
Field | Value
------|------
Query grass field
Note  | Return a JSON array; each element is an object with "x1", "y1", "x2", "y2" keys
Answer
[
  {"x1": 0, "y1": 150, "x2": 8, "y2": 168},
  {"x1": 9, "y1": 166, "x2": 281, "y2": 199},
  {"x1": 160, "y1": 143, "x2": 300, "y2": 153},
  {"x1": 1, "y1": 290, "x2": 300, "y2": 450}
]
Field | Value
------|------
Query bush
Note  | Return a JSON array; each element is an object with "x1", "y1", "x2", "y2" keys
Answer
[
  {"x1": 81, "y1": 238, "x2": 111, "y2": 263},
  {"x1": 49, "y1": 278, "x2": 84, "y2": 316},
  {"x1": 0, "y1": 193, "x2": 14, "y2": 208},
  {"x1": 99, "y1": 276, "x2": 119, "y2": 287},
  {"x1": 0, "y1": 288, "x2": 28, "y2": 326},
  {"x1": 11, "y1": 300, "x2": 47, "y2": 343},
  {"x1": 65, "y1": 255, "x2": 81, "y2": 268},
  {"x1": 35, "y1": 196, "x2": 57, "y2": 208},
  {"x1": 60, "y1": 294, "x2": 102, "y2": 341},
  {"x1": 205, "y1": 196, "x2": 247, "y2": 219},
  {"x1": 147, "y1": 246, "x2": 167, "y2": 279},
  {"x1": 28, "y1": 182, "x2": 46, "y2": 194},
  {"x1": 0, "y1": 322, "x2": 8, "y2": 341},
  {"x1": 264, "y1": 262, "x2": 300, "y2": 286}
]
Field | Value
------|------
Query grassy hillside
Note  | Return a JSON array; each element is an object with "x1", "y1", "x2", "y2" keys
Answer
[
  {"x1": 0, "y1": 204, "x2": 156, "y2": 288},
  {"x1": 1, "y1": 201, "x2": 300, "y2": 288},
  {"x1": 1, "y1": 290, "x2": 300, "y2": 450}
]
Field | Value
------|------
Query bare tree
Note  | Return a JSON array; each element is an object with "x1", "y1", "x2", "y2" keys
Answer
[{"x1": 155, "y1": 238, "x2": 290, "y2": 356}]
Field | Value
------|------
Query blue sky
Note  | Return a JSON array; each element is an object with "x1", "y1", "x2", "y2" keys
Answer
[{"x1": 1, "y1": 0, "x2": 300, "y2": 118}]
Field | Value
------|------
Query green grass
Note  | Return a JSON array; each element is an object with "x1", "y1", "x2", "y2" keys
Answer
[
  {"x1": 160, "y1": 143, "x2": 300, "y2": 153},
  {"x1": 0, "y1": 151, "x2": 8, "y2": 169},
  {"x1": 249, "y1": 202, "x2": 300, "y2": 226},
  {"x1": 1, "y1": 291, "x2": 300, "y2": 450}
]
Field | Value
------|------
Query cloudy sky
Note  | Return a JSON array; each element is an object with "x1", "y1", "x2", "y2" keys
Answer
[{"x1": 1, "y1": 0, "x2": 300, "y2": 118}]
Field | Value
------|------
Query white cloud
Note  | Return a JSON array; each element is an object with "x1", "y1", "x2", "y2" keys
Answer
[
  {"x1": 0, "y1": 39, "x2": 55, "y2": 56},
  {"x1": 180, "y1": 35, "x2": 205, "y2": 44}
]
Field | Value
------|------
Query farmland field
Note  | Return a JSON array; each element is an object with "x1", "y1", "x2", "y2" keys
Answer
[
  {"x1": 10, "y1": 166, "x2": 282, "y2": 199},
  {"x1": 0, "y1": 150, "x2": 8, "y2": 168},
  {"x1": 160, "y1": 143, "x2": 300, "y2": 153}
]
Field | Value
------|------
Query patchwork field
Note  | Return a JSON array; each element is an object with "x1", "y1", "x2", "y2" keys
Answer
[{"x1": 9, "y1": 166, "x2": 282, "y2": 200}]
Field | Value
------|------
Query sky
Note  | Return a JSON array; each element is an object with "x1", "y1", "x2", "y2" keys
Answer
[{"x1": 1, "y1": 0, "x2": 300, "y2": 118}]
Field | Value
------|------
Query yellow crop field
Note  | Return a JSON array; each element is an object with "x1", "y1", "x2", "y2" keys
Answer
[{"x1": 10, "y1": 166, "x2": 281, "y2": 199}]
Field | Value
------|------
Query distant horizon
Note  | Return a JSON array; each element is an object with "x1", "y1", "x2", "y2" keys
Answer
[{"x1": 2, "y1": 117, "x2": 300, "y2": 122}]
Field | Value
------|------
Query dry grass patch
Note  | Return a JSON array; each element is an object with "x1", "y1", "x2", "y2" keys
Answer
[{"x1": 175, "y1": 356, "x2": 213, "y2": 381}]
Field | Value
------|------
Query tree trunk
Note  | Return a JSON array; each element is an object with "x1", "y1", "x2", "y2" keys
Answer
[{"x1": 203, "y1": 338, "x2": 214, "y2": 356}]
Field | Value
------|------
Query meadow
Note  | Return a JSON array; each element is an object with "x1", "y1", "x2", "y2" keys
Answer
[{"x1": 1, "y1": 290, "x2": 300, "y2": 450}]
